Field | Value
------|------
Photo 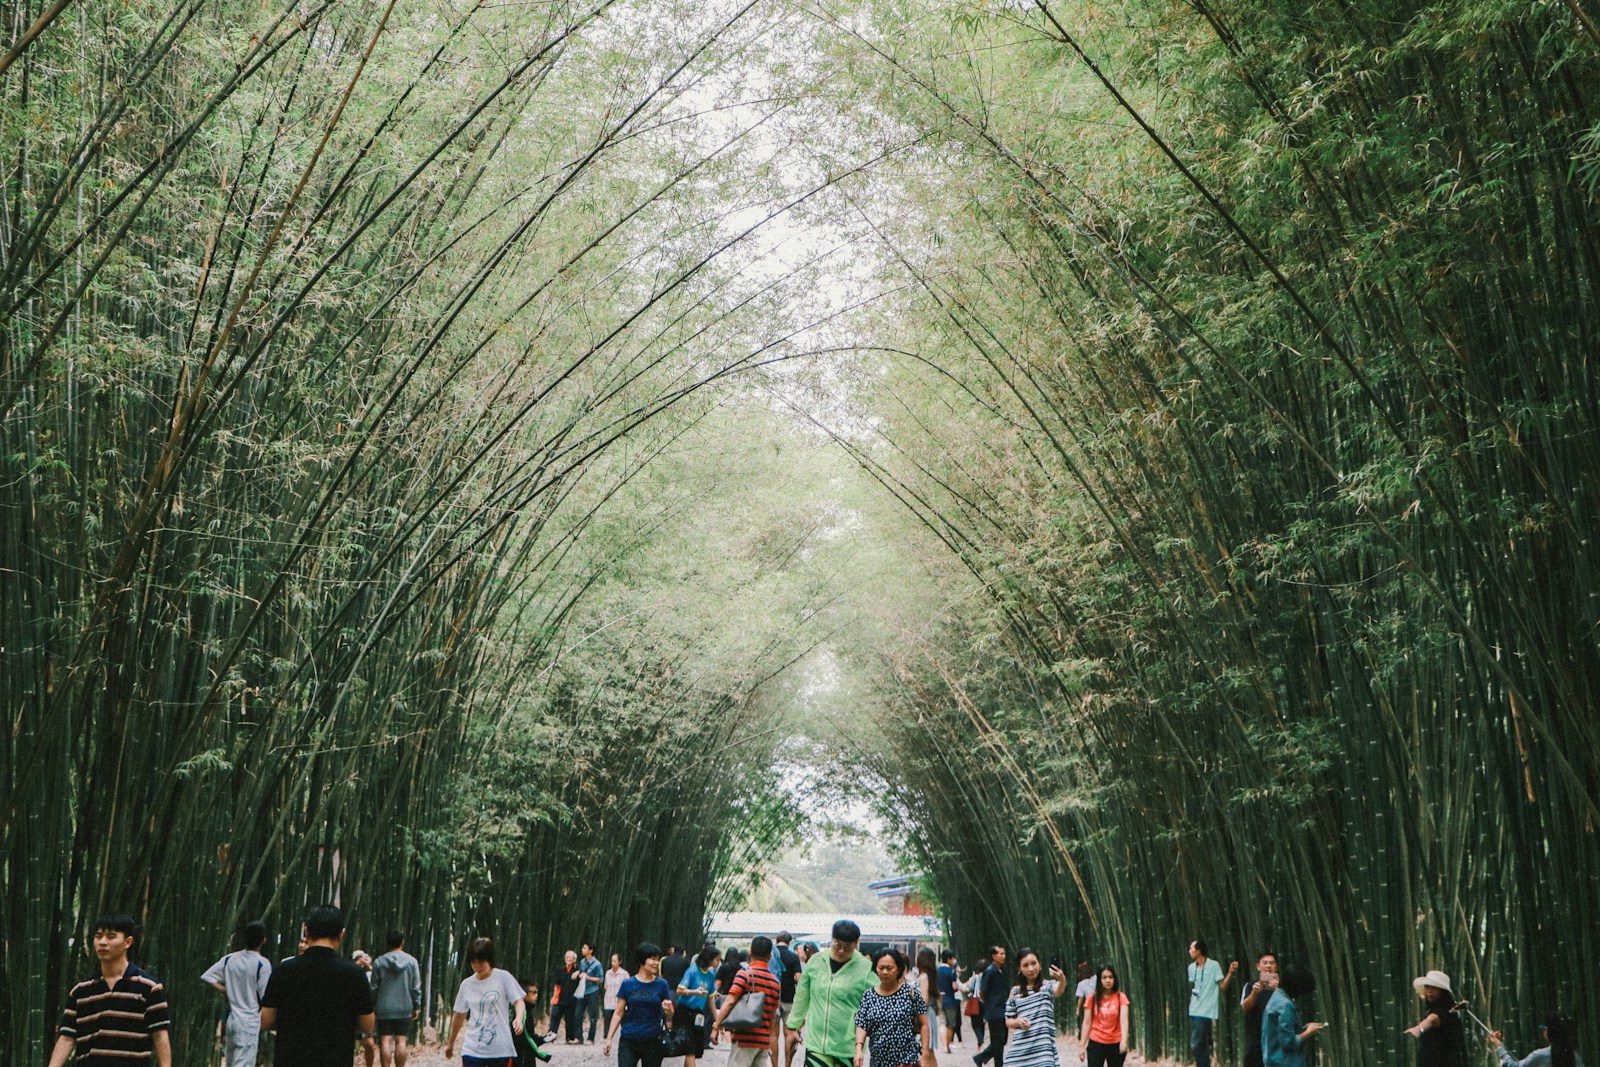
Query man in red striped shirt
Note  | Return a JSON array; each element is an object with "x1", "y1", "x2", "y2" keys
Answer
[{"x1": 713, "y1": 936, "x2": 783, "y2": 1067}]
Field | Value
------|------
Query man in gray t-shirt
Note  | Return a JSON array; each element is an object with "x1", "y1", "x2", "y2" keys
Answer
[
  {"x1": 370, "y1": 930, "x2": 422, "y2": 1067},
  {"x1": 202, "y1": 921, "x2": 272, "y2": 1067}
]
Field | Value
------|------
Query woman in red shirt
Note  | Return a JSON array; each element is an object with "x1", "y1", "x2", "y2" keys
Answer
[{"x1": 1078, "y1": 965, "x2": 1130, "y2": 1067}]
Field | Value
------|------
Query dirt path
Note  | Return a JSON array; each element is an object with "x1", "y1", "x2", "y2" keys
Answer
[{"x1": 398, "y1": 1030, "x2": 1153, "y2": 1067}]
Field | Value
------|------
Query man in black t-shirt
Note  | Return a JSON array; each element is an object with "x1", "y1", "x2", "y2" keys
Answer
[
  {"x1": 261, "y1": 904, "x2": 377, "y2": 1067},
  {"x1": 1238, "y1": 951, "x2": 1278, "y2": 1067},
  {"x1": 972, "y1": 946, "x2": 1009, "y2": 1067},
  {"x1": 773, "y1": 932, "x2": 804, "y2": 1067},
  {"x1": 661, "y1": 945, "x2": 692, "y2": 989}
]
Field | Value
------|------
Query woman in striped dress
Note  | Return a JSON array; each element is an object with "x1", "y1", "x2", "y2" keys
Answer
[{"x1": 1003, "y1": 950, "x2": 1070, "y2": 1067}]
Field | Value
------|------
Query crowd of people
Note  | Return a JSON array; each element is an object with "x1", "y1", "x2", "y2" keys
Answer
[{"x1": 47, "y1": 911, "x2": 1586, "y2": 1067}]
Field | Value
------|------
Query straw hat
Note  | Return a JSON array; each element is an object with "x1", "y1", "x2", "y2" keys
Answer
[{"x1": 1412, "y1": 970, "x2": 1453, "y2": 996}]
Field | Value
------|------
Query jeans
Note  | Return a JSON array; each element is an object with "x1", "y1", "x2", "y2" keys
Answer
[
  {"x1": 974, "y1": 1018, "x2": 1008, "y2": 1067},
  {"x1": 1190, "y1": 1017, "x2": 1214, "y2": 1067},
  {"x1": 583, "y1": 996, "x2": 603, "y2": 1041},
  {"x1": 1087, "y1": 1041, "x2": 1127, "y2": 1067},
  {"x1": 618, "y1": 1035, "x2": 664, "y2": 1067}
]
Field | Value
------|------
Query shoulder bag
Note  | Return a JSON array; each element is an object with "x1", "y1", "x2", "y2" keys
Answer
[{"x1": 722, "y1": 968, "x2": 767, "y2": 1033}]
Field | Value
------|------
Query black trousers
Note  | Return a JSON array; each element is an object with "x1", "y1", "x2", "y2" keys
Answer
[
  {"x1": 617, "y1": 1036, "x2": 663, "y2": 1067},
  {"x1": 1087, "y1": 1041, "x2": 1127, "y2": 1067},
  {"x1": 974, "y1": 1019, "x2": 1008, "y2": 1067}
]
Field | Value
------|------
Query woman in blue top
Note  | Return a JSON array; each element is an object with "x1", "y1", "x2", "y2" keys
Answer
[
  {"x1": 1262, "y1": 965, "x2": 1326, "y2": 1067},
  {"x1": 673, "y1": 946, "x2": 721, "y2": 1067},
  {"x1": 1489, "y1": 1014, "x2": 1586, "y2": 1067},
  {"x1": 604, "y1": 943, "x2": 675, "y2": 1067}
]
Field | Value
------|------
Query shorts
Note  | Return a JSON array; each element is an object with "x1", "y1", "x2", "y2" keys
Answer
[
  {"x1": 729, "y1": 1045, "x2": 772, "y2": 1067},
  {"x1": 942, "y1": 1006, "x2": 960, "y2": 1031},
  {"x1": 377, "y1": 1018, "x2": 413, "y2": 1038},
  {"x1": 778, "y1": 1001, "x2": 796, "y2": 1024}
]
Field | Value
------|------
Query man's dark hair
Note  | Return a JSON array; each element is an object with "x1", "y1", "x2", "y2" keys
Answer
[
  {"x1": 666, "y1": 944, "x2": 677, "y2": 955},
  {"x1": 582, "y1": 941, "x2": 595, "y2": 953},
  {"x1": 93, "y1": 914, "x2": 138, "y2": 938},
  {"x1": 635, "y1": 942, "x2": 663, "y2": 968},
  {"x1": 1278, "y1": 963, "x2": 1315, "y2": 1000},
  {"x1": 466, "y1": 937, "x2": 495, "y2": 965},
  {"x1": 242, "y1": 921, "x2": 268, "y2": 950},
  {"x1": 750, "y1": 936, "x2": 773, "y2": 960},
  {"x1": 776, "y1": 931, "x2": 793, "y2": 945},
  {"x1": 1546, "y1": 1014, "x2": 1577, "y2": 1067},
  {"x1": 387, "y1": 929, "x2": 406, "y2": 950},
  {"x1": 1192, "y1": 939, "x2": 1209, "y2": 957},
  {"x1": 304, "y1": 904, "x2": 345, "y2": 941},
  {"x1": 989, "y1": 945, "x2": 1004, "y2": 959},
  {"x1": 832, "y1": 920, "x2": 861, "y2": 943},
  {"x1": 1257, "y1": 950, "x2": 1277, "y2": 964},
  {"x1": 941, "y1": 950, "x2": 956, "y2": 963}
]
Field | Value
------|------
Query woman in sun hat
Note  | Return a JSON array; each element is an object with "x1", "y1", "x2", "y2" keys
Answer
[{"x1": 1405, "y1": 970, "x2": 1467, "y2": 1067}]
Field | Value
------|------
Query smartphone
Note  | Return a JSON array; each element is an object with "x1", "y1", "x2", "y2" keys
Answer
[{"x1": 1049, "y1": 955, "x2": 1062, "y2": 972}]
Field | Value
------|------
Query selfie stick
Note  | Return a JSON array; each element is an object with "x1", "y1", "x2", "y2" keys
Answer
[{"x1": 1454, "y1": 1001, "x2": 1494, "y2": 1036}]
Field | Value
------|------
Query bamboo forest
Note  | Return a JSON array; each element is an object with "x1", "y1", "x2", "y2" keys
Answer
[{"x1": 2, "y1": 0, "x2": 1597, "y2": 1064}]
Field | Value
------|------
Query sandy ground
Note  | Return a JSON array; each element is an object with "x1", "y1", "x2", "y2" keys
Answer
[{"x1": 396, "y1": 1027, "x2": 1150, "y2": 1067}]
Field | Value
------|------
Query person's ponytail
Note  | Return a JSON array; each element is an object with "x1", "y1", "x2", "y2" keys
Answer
[{"x1": 1546, "y1": 1014, "x2": 1577, "y2": 1067}]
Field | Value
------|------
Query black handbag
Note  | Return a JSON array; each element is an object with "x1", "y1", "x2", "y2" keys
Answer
[{"x1": 655, "y1": 1025, "x2": 697, "y2": 1058}]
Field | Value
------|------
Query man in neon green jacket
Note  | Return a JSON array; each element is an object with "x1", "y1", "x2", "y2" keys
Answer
[{"x1": 786, "y1": 920, "x2": 875, "y2": 1067}]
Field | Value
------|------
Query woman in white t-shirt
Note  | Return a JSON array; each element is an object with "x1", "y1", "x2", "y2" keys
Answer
[{"x1": 446, "y1": 937, "x2": 526, "y2": 1067}]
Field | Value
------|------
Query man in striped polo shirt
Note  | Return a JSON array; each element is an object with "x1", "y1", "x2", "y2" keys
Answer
[
  {"x1": 713, "y1": 935, "x2": 783, "y2": 1067},
  {"x1": 48, "y1": 913, "x2": 172, "y2": 1067}
]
